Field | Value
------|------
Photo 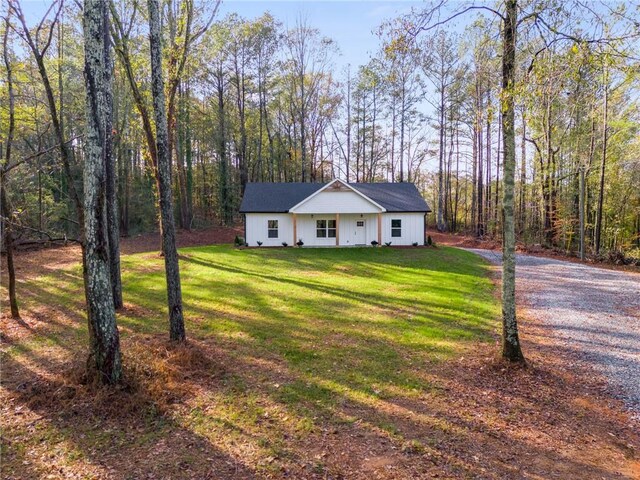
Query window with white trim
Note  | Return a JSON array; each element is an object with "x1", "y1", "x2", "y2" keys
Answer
[
  {"x1": 268, "y1": 220, "x2": 278, "y2": 238},
  {"x1": 391, "y1": 219, "x2": 402, "y2": 237},
  {"x1": 316, "y1": 219, "x2": 336, "y2": 238}
]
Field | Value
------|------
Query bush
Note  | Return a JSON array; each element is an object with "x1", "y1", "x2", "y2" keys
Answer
[
  {"x1": 281, "y1": 242, "x2": 288, "y2": 247},
  {"x1": 384, "y1": 242, "x2": 392, "y2": 247},
  {"x1": 234, "y1": 235, "x2": 245, "y2": 247},
  {"x1": 257, "y1": 241, "x2": 263, "y2": 247},
  {"x1": 427, "y1": 235, "x2": 433, "y2": 246},
  {"x1": 370, "y1": 240, "x2": 379, "y2": 246},
  {"x1": 296, "y1": 239, "x2": 304, "y2": 247}
]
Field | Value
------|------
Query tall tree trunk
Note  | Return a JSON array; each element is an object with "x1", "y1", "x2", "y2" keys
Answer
[
  {"x1": 399, "y1": 86, "x2": 406, "y2": 182},
  {"x1": 500, "y1": 0, "x2": 524, "y2": 362},
  {"x1": 579, "y1": 166, "x2": 586, "y2": 260},
  {"x1": 437, "y1": 80, "x2": 445, "y2": 231},
  {"x1": 476, "y1": 80, "x2": 484, "y2": 237},
  {"x1": 175, "y1": 84, "x2": 190, "y2": 230},
  {"x1": 216, "y1": 68, "x2": 232, "y2": 226},
  {"x1": 494, "y1": 113, "x2": 501, "y2": 236},
  {"x1": 346, "y1": 66, "x2": 351, "y2": 182},
  {"x1": 471, "y1": 122, "x2": 477, "y2": 230},
  {"x1": 185, "y1": 81, "x2": 194, "y2": 226},
  {"x1": 2, "y1": 15, "x2": 19, "y2": 319},
  {"x1": 1, "y1": 184, "x2": 19, "y2": 318},
  {"x1": 103, "y1": 16, "x2": 122, "y2": 309},
  {"x1": 148, "y1": 0, "x2": 185, "y2": 342},
  {"x1": 518, "y1": 110, "x2": 526, "y2": 235},
  {"x1": 595, "y1": 66, "x2": 608, "y2": 255},
  {"x1": 486, "y1": 85, "x2": 492, "y2": 235},
  {"x1": 83, "y1": 0, "x2": 122, "y2": 383}
]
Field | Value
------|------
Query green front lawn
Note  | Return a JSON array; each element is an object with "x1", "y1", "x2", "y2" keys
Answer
[
  {"x1": 3, "y1": 245, "x2": 499, "y2": 478},
  {"x1": 128, "y1": 245, "x2": 497, "y2": 402}
]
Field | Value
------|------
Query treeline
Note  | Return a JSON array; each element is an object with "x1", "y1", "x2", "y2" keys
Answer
[{"x1": 1, "y1": 0, "x2": 639, "y2": 259}]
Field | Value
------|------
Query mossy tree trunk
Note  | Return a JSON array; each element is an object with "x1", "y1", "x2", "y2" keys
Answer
[
  {"x1": 500, "y1": 0, "x2": 524, "y2": 362},
  {"x1": 83, "y1": 0, "x2": 122, "y2": 383},
  {"x1": 147, "y1": 0, "x2": 186, "y2": 342}
]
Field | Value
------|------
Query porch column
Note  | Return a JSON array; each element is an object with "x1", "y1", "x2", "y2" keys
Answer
[
  {"x1": 293, "y1": 213, "x2": 297, "y2": 245},
  {"x1": 377, "y1": 213, "x2": 382, "y2": 245},
  {"x1": 336, "y1": 213, "x2": 340, "y2": 246}
]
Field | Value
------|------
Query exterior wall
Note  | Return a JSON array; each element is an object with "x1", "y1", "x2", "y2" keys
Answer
[
  {"x1": 338, "y1": 214, "x2": 377, "y2": 246},
  {"x1": 381, "y1": 213, "x2": 425, "y2": 246},
  {"x1": 296, "y1": 215, "x2": 337, "y2": 247},
  {"x1": 245, "y1": 213, "x2": 293, "y2": 247},
  {"x1": 245, "y1": 212, "x2": 427, "y2": 247},
  {"x1": 292, "y1": 190, "x2": 382, "y2": 214}
]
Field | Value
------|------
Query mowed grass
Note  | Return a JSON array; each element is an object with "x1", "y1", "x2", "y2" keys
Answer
[
  {"x1": 127, "y1": 246, "x2": 497, "y2": 403},
  {"x1": 2, "y1": 245, "x2": 500, "y2": 478}
]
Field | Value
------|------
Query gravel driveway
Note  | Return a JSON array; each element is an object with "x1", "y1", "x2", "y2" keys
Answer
[{"x1": 467, "y1": 249, "x2": 640, "y2": 417}]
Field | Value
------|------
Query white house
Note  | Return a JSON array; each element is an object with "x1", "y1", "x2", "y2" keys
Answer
[{"x1": 239, "y1": 179, "x2": 431, "y2": 247}]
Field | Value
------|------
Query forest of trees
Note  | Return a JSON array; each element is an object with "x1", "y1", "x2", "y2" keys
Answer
[{"x1": 1, "y1": 0, "x2": 639, "y2": 259}]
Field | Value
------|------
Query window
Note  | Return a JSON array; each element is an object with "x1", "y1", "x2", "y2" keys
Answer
[
  {"x1": 268, "y1": 220, "x2": 278, "y2": 238},
  {"x1": 316, "y1": 219, "x2": 337, "y2": 238},
  {"x1": 356, "y1": 221, "x2": 364, "y2": 227},
  {"x1": 391, "y1": 219, "x2": 402, "y2": 237}
]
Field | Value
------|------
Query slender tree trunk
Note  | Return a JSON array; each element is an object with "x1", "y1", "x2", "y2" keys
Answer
[
  {"x1": 579, "y1": 166, "x2": 586, "y2": 260},
  {"x1": 518, "y1": 110, "x2": 526, "y2": 235},
  {"x1": 103, "y1": 15, "x2": 122, "y2": 309},
  {"x1": 346, "y1": 66, "x2": 351, "y2": 182},
  {"x1": 2, "y1": 16, "x2": 20, "y2": 319},
  {"x1": 216, "y1": 68, "x2": 232, "y2": 226},
  {"x1": 399, "y1": 85, "x2": 406, "y2": 182},
  {"x1": 476, "y1": 83, "x2": 484, "y2": 237},
  {"x1": 83, "y1": 0, "x2": 122, "y2": 383},
  {"x1": 1, "y1": 178, "x2": 20, "y2": 319},
  {"x1": 148, "y1": 0, "x2": 185, "y2": 342},
  {"x1": 595, "y1": 66, "x2": 608, "y2": 254},
  {"x1": 185, "y1": 81, "x2": 194, "y2": 226},
  {"x1": 494, "y1": 113, "x2": 501, "y2": 236},
  {"x1": 437, "y1": 80, "x2": 445, "y2": 231},
  {"x1": 500, "y1": 0, "x2": 524, "y2": 362},
  {"x1": 471, "y1": 123, "x2": 477, "y2": 230},
  {"x1": 486, "y1": 85, "x2": 492, "y2": 235},
  {"x1": 390, "y1": 102, "x2": 396, "y2": 181}
]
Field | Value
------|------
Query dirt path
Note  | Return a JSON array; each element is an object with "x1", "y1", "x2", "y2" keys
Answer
[{"x1": 468, "y1": 248, "x2": 640, "y2": 418}]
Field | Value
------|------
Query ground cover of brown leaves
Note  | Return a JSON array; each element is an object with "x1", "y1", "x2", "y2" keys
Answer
[{"x1": 1, "y1": 227, "x2": 639, "y2": 479}]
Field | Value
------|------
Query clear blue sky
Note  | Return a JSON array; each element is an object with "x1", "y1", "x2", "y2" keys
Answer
[{"x1": 217, "y1": 1, "x2": 421, "y2": 71}]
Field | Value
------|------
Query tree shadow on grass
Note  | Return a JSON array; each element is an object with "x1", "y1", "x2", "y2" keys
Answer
[
  {"x1": 1, "y1": 341, "x2": 259, "y2": 480},
  {"x1": 5, "y1": 246, "x2": 637, "y2": 478}
]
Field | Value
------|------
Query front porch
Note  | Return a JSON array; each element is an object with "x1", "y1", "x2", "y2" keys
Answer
[{"x1": 292, "y1": 213, "x2": 382, "y2": 247}]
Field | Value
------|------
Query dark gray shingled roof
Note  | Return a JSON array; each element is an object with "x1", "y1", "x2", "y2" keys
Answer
[{"x1": 239, "y1": 182, "x2": 431, "y2": 213}]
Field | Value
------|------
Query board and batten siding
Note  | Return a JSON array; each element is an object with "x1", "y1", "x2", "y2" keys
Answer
[
  {"x1": 338, "y1": 214, "x2": 377, "y2": 246},
  {"x1": 291, "y1": 190, "x2": 382, "y2": 214},
  {"x1": 381, "y1": 213, "x2": 425, "y2": 245},
  {"x1": 245, "y1": 213, "x2": 293, "y2": 246}
]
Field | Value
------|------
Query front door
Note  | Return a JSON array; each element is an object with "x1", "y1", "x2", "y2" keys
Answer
[{"x1": 354, "y1": 220, "x2": 365, "y2": 245}]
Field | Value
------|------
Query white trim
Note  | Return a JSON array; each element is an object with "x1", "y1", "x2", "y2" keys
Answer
[{"x1": 289, "y1": 179, "x2": 386, "y2": 213}]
